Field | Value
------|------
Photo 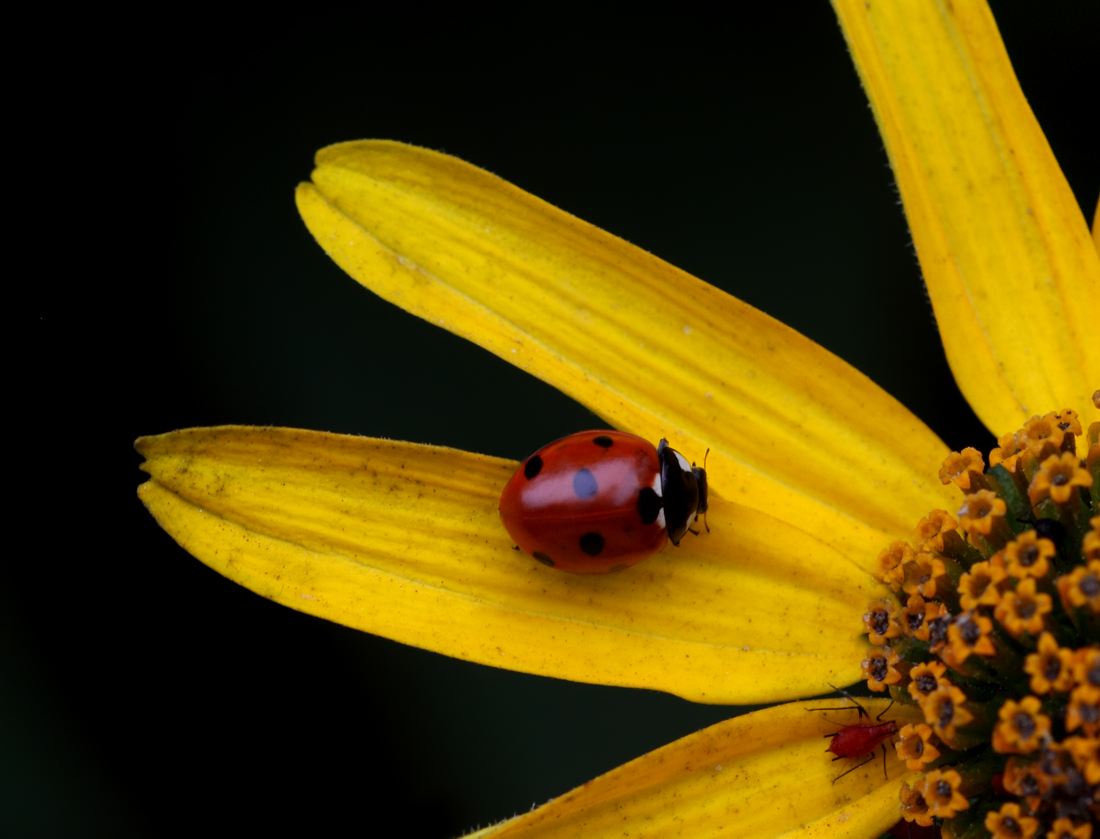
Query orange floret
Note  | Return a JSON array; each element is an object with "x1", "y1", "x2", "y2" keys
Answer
[
  {"x1": 920, "y1": 768, "x2": 969, "y2": 818},
  {"x1": 873, "y1": 540, "x2": 913, "y2": 590},
  {"x1": 1063, "y1": 735, "x2": 1100, "y2": 785},
  {"x1": 898, "y1": 782, "x2": 934, "y2": 827},
  {"x1": 990, "y1": 428, "x2": 1026, "y2": 473},
  {"x1": 995, "y1": 578, "x2": 1052, "y2": 637},
  {"x1": 1028, "y1": 451, "x2": 1092, "y2": 506},
  {"x1": 914, "y1": 509, "x2": 971, "y2": 559},
  {"x1": 860, "y1": 645, "x2": 904, "y2": 692},
  {"x1": 895, "y1": 723, "x2": 941, "y2": 771},
  {"x1": 1004, "y1": 531, "x2": 1056, "y2": 580},
  {"x1": 862, "y1": 598, "x2": 902, "y2": 645},
  {"x1": 943, "y1": 610, "x2": 996, "y2": 668},
  {"x1": 921, "y1": 684, "x2": 974, "y2": 746},
  {"x1": 992, "y1": 696, "x2": 1051, "y2": 754},
  {"x1": 939, "y1": 448, "x2": 990, "y2": 492},
  {"x1": 984, "y1": 802, "x2": 1039, "y2": 839},
  {"x1": 1072, "y1": 647, "x2": 1100, "y2": 689},
  {"x1": 1023, "y1": 633, "x2": 1076, "y2": 694},
  {"x1": 958, "y1": 489, "x2": 1013, "y2": 551},
  {"x1": 1056, "y1": 562, "x2": 1100, "y2": 614},
  {"x1": 1083, "y1": 518, "x2": 1100, "y2": 563},
  {"x1": 959, "y1": 554, "x2": 1008, "y2": 610},
  {"x1": 1001, "y1": 756, "x2": 1051, "y2": 812},
  {"x1": 1045, "y1": 817, "x2": 1092, "y2": 839},
  {"x1": 898, "y1": 594, "x2": 942, "y2": 642},
  {"x1": 907, "y1": 661, "x2": 951, "y2": 704},
  {"x1": 902, "y1": 553, "x2": 949, "y2": 600},
  {"x1": 1064, "y1": 685, "x2": 1100, "y2": 736}
]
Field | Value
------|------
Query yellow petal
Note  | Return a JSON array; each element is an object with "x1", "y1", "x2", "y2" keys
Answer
[
  {"x1": 833, "y1": 0, "x2": 1100, "y2": 433},
  {"x1": 137, "y1": 426, "x2": 885, "y2": 704},
  {"x1": 297, "y1": 141, "x2": 956, "y2": 564},
  {"x1": 1093, "y1": 193, "x2": 1099, "y2": 256},
  {"x1": 469, "y1": 699, "x2": 921, "y2": 839}
]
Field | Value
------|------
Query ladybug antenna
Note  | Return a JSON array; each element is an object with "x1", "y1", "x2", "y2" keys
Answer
[{"x1": 691, "y1": 449, "x2": 711, "y2": 472}]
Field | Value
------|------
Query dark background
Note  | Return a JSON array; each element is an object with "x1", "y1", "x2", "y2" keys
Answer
[{"x1": 9, "y1": 3, "x2": 1097, "y2": 836}]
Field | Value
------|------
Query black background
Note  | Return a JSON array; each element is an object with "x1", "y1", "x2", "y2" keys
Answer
[{"x1": 9, "y1": 3, "x2": 1097, "y2": 836}]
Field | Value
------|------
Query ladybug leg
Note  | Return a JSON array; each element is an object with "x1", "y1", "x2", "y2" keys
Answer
[
  {"x1": 688, "y1": 527, "x2": 700, "y2": 536},
  {"x1": 690, "y1": 510, "x2": 711, "y2": 534}
]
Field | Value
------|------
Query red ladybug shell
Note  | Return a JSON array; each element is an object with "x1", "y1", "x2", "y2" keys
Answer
[{"x1": 499, "y1": 430, "x2": 707, "y2": 574}]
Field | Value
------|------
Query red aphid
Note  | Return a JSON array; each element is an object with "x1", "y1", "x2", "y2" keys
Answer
[{"x1": 812, "y1": 686, "x2": 899, "y2": 782}]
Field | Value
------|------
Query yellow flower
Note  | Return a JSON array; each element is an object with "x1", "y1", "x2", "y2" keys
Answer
[{"x1": 137, "y1": 1, "x2": 1099, "y2": 836}]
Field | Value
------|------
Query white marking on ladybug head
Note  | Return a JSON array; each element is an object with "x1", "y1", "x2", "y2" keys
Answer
[{"x1": 673, "y1": 450, "x2": 691, "y2": 472}]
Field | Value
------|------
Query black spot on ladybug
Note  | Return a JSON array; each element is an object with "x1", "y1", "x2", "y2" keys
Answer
[
  {"x1": 533, "y1": 551, "x2": 555, "y2": 567},
  {"x1": 524, "y1": 455, "x2": 543, "y2": 480},
  {"x1": 592, "y1": 435, "x2": 614, "y2": 448},
  {"x1": 573, "y1": 468, "x2": 598, "y2": 499},
  {"x1": 637, "y1": 486, "x2": 661, "y2": 525},
  {"x1": 579, "y1": 532, "x2": 605, "y2": 556}
]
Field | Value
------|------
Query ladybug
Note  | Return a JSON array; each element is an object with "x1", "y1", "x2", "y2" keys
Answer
[{"x1": 499, "y1": 430, "x2": 708, "y2": 574}]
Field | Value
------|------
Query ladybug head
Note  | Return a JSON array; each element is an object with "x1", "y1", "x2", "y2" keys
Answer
[
  {"x1": 656, "y1": 439, "x2": 708, "y2": 546},
  {"x1": 693, "y1": 463, "x2": 708, "y2": 515}
]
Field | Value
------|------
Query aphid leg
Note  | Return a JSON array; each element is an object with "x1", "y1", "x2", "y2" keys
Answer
[
  {"x1": 822, "y1": 686, "x2": 871, "y2": 716},
  {"x1": 875, "y1": 698, "x2": 895, "y2": 722},
  {"x1": 881, "y1": 742, "x2": 888, "y2": 779},
  {"x1": 831, "y1": 753, "x2": 875, "y2": 783}
]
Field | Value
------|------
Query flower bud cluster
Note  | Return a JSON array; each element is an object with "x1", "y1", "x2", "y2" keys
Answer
[{"x1": 864, "y1": 400, "x2": 1100, "y2": 837}]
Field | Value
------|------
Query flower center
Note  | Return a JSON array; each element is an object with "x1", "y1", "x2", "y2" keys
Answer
[
  {"x1": 1082, "y1": 575, "x2": 1099, "y2": 598},
  {"x1": 862, "y1": 400, "x2": 1100, "y2": 835}
]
